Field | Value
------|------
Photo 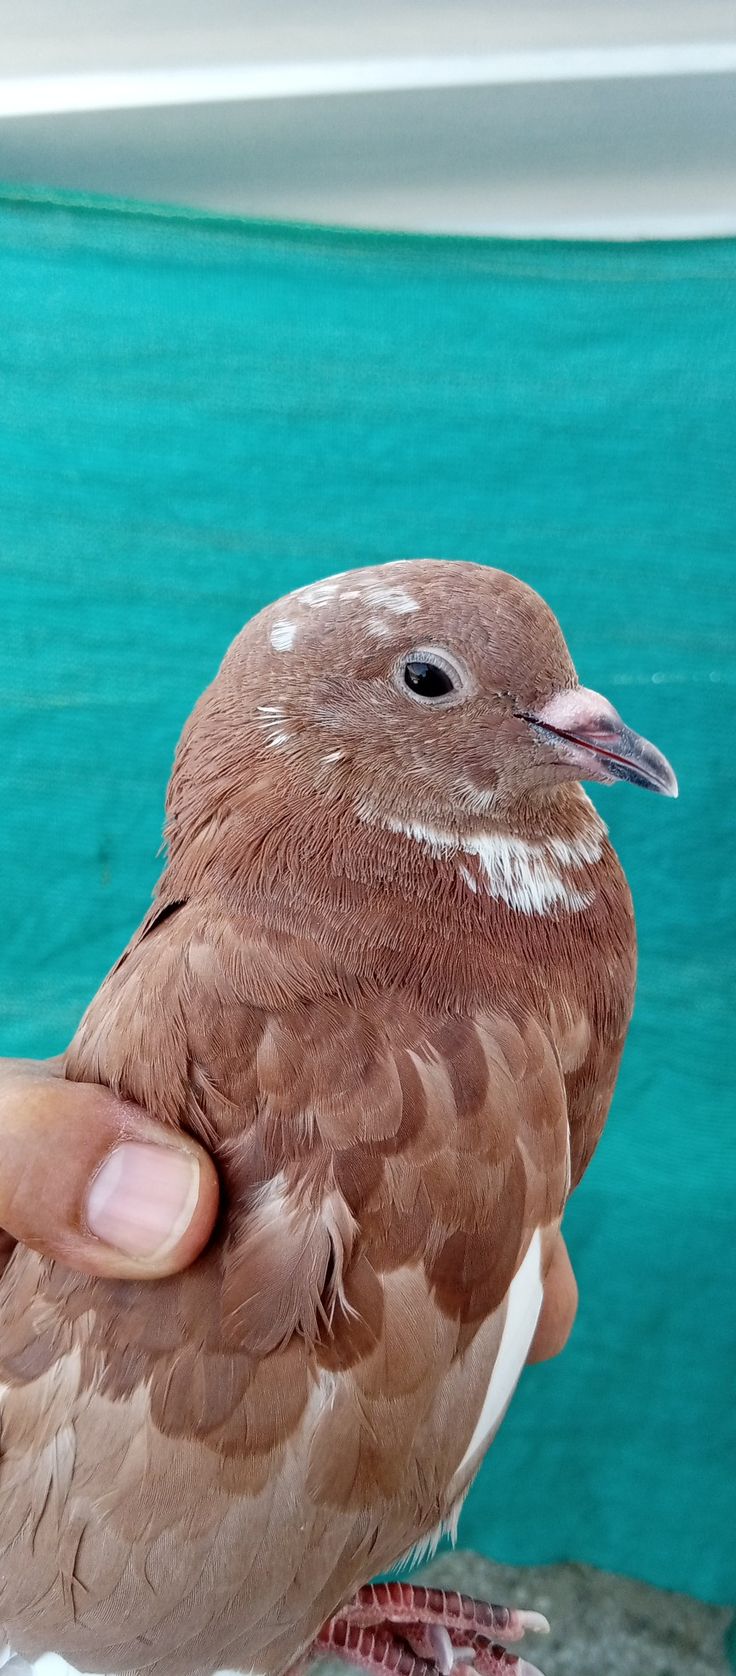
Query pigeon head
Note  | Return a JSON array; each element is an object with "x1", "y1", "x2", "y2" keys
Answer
[{"x1": 168, "y1": 559, "x2": 676, "y2": 858}]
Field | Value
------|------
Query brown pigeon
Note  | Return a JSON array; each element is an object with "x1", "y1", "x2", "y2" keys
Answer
[{"x1": 0, "y1": 561, "x2": 676, "y2": 1676}]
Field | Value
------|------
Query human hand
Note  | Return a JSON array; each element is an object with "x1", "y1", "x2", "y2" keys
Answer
[
  {"x1": 527, "y1": 1232, "x2": 579, "y2": 1363},
  {"x1": 0, "y1": 1057, "x2": 219, "y2": 1281}
]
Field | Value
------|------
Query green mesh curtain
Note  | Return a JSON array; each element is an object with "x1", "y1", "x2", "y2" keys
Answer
[{"x1": 1, "y1": 186, "x2": 734, "y2": 1609}]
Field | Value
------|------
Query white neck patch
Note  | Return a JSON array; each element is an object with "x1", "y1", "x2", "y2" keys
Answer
[{"x1": 383, "y1": 812, "x2": 605, "y2": 916}]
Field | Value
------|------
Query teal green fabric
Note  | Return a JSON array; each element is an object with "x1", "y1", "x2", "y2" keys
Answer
[{"x1": 1, "y1": 187, "x2": 734, "y2": 1608}]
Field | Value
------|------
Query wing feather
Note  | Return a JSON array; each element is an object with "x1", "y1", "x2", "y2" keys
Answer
[{"x1": 0, "y1": 910, "x2": 570, "y2": 1676}]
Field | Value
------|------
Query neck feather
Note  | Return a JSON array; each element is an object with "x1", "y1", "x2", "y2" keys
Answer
[{"x1": 160, "y1": 777, "x2": 627, "y2": 1016}]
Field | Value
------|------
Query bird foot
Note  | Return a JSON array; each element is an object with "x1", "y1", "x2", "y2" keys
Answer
[{"x1": 315, "y1": 1583, "x2": 549, "y2": 1676}]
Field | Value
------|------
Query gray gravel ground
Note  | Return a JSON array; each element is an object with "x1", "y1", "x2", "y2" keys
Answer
[{"x1": 321, "y1": 1552, "x2": 733, "y2": 1676}]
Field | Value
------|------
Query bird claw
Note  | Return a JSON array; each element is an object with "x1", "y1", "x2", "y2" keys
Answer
[
  {"x1": 315, "y1": 1583, "x2": 549, "y2": 1676},
  {"x1": 456, "y1": 1642, "x2": 546, "y2": 1676},
  {"x1": 403, "y1": 1623, "x2": 455, "y2": 1673}
]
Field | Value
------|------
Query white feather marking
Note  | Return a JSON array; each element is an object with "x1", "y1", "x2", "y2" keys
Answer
[
  {"x1": 256, "y1": 704, "x2": 285, "y2": 717},
  {"x1": 213, "y1": 1669, "x2": 265, "y2": 1676},
  {"x1": 366, "y1": 584, "x2": 418, "y2": 614},
  {"x1": 8, "y1": 1667, "x2": 265, "y2": 1676},
  {"x1": 462, "y1": 831, "x2": 596, "y2": 913},
  {"x1": 267, "y1": 732, "x2": 290, "y2": 748},
  {"x1": 455, "y1": 1230, "x2": 543, "y2": 1482},
  {"x1": 270, "y1": 619, "x2": 297, "y2": 651},
  {"x1": 20, "y1": 1662, "x2": 268, "y2": 1676},
  {"x1": 7, "y1": 1659, "x2": 104, "y2": 1676},
  {"x1": 17, "y1": 1657, "x2": 270, "y2": 1676},
  {"x1": 299, "y1": 580, "x2": 341, "y2": 608},
  {"x1": 250, "y1": 1171, "x2": 288, "y2": 1213},
  {"x1": 319, "y1": 1369, "x2": 338, "y2": 1410},
  {"x1": 322, "y1": 749, "x2": 343, "y2": 762},
  {"x1": 546, "y1": 830, "x2": 605, "y2": 865},
  {"x1": 383, "y1": 817, "x2": 603, "y2": 915},
  {"x1": 403, "y1": 1493, "x2": 469, "y2": 1569}
]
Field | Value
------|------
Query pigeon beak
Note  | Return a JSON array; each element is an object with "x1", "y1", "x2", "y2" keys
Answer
[{"x1": 521, "y1": 687, "x2": 678, "y2": 798}]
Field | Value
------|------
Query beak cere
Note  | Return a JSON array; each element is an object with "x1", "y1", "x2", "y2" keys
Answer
[{"x1": 522, "y1": 687, "x2": 679, "y2": 798}]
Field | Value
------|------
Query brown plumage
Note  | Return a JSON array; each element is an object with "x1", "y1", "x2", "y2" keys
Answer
[{"x1": 0, "y1": 561, "x2": 676, "y2": 1676}]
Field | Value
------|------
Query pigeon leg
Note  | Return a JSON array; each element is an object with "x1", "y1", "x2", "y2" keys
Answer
[
  {"x1": 314, "y1": 1616, "x2": 542, "y2": 1676},
  {"x1": 447, "y1": 1629, "x2": 547, "y2": 1676},
  {"x1": 313, "y1": 1615, "x2": 543, "y2": 1676},
  {"x1": 338, "y1": 1583, "x2": 548, "y2": 1646},
  {"x1": 400, "y1": 1624, "x2": 545, "y2": 1676},
  {"x1": 314, "y1": 1584, "x2": 549, "y2": 1676},
  {"x1": 315, "y1": 1616, "x2": 436, "y2": 1676}
]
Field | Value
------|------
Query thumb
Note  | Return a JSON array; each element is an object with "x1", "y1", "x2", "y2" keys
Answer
[
  {"x1": 0, "y1": 1059, "x2": 219, "y2": 1279},
  {"x1": 526, "y1": 1231, "x2": 578, "y2": 1364}
]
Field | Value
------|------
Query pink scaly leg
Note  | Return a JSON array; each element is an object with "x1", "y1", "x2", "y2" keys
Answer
[
  {"x1": 313, "y1": 1582, "x2": 550, "y2": 1676},
  {"x1": 315, "y1": 1617, "x2": 543, "y2": 1676},
  {"x1": 400, "y1": 1625, "x2": 544, "y2": 1676},
  {"x1": 339, "y1": 1583, "x2": 548, "y2": 1646},
  {"x1": 315, "y1": 1618, "x2": 436, "y2": 1676}
]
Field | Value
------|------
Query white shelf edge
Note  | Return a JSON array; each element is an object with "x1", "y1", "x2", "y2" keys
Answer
[{"x1": 2, "y1": 41, "x2": 736, "y2": 120}]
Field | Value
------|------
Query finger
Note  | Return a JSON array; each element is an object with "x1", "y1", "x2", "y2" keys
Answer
[
  {"x1": 527, "y1": 1234, "x2": 578, "y2": 1364},
  {"x1": 0, "y1": 1061, "x2": 219, "y2": 1279}
]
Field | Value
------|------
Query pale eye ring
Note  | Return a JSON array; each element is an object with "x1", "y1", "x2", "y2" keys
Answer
[{"x1": 396, "y1": 647, "x2": 469, "y2": 706}]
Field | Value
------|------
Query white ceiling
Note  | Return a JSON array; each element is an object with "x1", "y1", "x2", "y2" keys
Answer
[
  {"x1": 1, "y1": 1, "x2": 735, "y2": 236},
  {"x1": 4, "y1": 1, "x2": 736, "y2": 73}
]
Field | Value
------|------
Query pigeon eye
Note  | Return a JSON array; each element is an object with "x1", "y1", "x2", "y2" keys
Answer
[
  {"x1": 403, "y1": 660, "x2": 455, "y2": 699},
  {"x1": 395, "y1": 646, "x2": 468, "y2": 707}
]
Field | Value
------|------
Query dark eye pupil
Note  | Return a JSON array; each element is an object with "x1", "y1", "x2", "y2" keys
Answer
[{"x1": 404, "y1": 660, "x2": 455, "y2": 699}]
